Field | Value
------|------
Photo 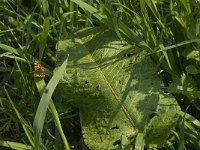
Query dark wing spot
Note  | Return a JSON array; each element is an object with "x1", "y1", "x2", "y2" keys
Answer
[
  {"x1": 111, "y1": 125, "x2": 119, "y2": 130},
  {"x1": 113, "y1": 140, "x2": 121, "y2": 146}
]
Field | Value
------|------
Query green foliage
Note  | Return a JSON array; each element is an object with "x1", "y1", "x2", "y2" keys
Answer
[
  {"x1": 33, "y1": 57, "x2": 70, "y2": 150},
  {"x1": 0, "y1": 140, "x2": 32, "y2": 150},
  {"x1": 0, "y1": 0, "x2": 200, "y2": 149},
  {"x1": 56, "y1": 27, "x2": 180, "y2": 149}
]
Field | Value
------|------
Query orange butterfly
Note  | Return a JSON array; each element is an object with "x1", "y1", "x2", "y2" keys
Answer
[{"x1": 33, "y1": 60, "x2": 45, "y2": 78}]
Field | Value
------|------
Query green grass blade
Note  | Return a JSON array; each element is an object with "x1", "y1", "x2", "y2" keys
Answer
[
  {"x1": 0, "y1": 140, "x2": 32, "y2": 150},
  {"x1": 0, "y1": 67, "x2": 12, "y2": 72},
  {"x1": 69, "y1": 1, "x2": 75, "y2": 30},
  {"x1": 4, "y1": 88, "x2": 34, "y2": 147},
  {"x1": 0, "y1": 44, "x2": 20, "y2": 55},
  {"x1": 58, "y1": 12, "x2": 75, "y2": 40},
  {"x1": 48, "y1": 101, "x2": 70, "y2": 150},
  {"x1": 167, "y1": 141, "x2": 176, "y2": 150},
  {"x1": 0, "y1": 53, "x2": 27, "y2": 62},
  {"x1": 39, "y1": 17, "x2": 50, "y2": 60},
  {"x1": 181, "y1": 0, "x2": 191, "y2": 14},
  {"x1": 71, "y1": 0, "x2": 151, "y2": 52},
  {"x1": 35, "y1": 79, "x2": 70, "y2": 150},
  {"x1": 0, "y1": 44, "x2": 34, "y2": 63},
  {"x1": 71, "y1": 0, "x2": 111, "y2": 26},
  {"x1": 159, "y1": 44, "x2": 173, "y2": 71},
  {"x1": 156, "y1": 39, "x2": 200, "y2": 53},
  {"x1": 41, "y1": 0, "x2": 49, "y2": 15},
  {"x1": 40, "y1": 18, "x2": 50, "y2": 41},
  {"x1": 135, "y1": 133, "x2": 144, "y2": 150},
  {"x1": 178, "y1": 111, "x2": 200, "y2": 128},
  {"x1": 33, "y1": 56, "x2": 69, "y2": 150}
]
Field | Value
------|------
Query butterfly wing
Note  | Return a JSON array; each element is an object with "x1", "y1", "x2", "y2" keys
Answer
[{"x1": 33, "y1": 60, "x2": 45, "y2": 78}]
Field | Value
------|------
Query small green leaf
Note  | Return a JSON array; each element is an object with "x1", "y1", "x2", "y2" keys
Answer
[{"x1": 185, "y1": 65, "x2": 199, "y2": 74}]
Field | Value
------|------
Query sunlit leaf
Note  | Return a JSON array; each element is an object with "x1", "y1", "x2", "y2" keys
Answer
[{"x1": 57, "y1": 27, "x2": 180, "y2": 149}]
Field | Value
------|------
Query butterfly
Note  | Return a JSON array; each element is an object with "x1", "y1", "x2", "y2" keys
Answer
[{"x1": 33, "y1": 60, "x2": 45, "y2": 78}]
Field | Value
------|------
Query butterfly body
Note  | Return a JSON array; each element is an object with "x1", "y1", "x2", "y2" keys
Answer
[{"x1": 33, "y1": 60, "x2": 45, "y2": 78}]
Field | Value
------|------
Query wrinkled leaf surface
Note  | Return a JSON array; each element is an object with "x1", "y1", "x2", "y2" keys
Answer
[{"x1": 57, "y1": 27, "x2": 180, "y2": 149}]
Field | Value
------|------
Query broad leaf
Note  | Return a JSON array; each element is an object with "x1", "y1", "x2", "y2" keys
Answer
[
  {"x1": 56, "y1": 27, "x2": 180, "y2": 149},
  {"x1": 166, "y1": 74, "x2": 200, "y2": 110}
]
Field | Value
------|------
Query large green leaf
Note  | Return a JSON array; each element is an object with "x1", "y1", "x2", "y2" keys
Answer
[{"x1": 56, "y1": 27, "x2": 180, "y2": 149}]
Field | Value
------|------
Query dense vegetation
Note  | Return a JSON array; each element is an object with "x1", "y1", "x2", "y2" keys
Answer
[{"x1": 0, "y1": 0, "x2": 200, "y2": 149}]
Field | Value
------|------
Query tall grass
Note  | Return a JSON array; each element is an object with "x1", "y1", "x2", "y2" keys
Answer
[
  {"x1": 0, "y1": 0, "x2": 81, "y2": 149},
  {"x1": 0, "y1": 0, "x2": 200, "y2": 149}
]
